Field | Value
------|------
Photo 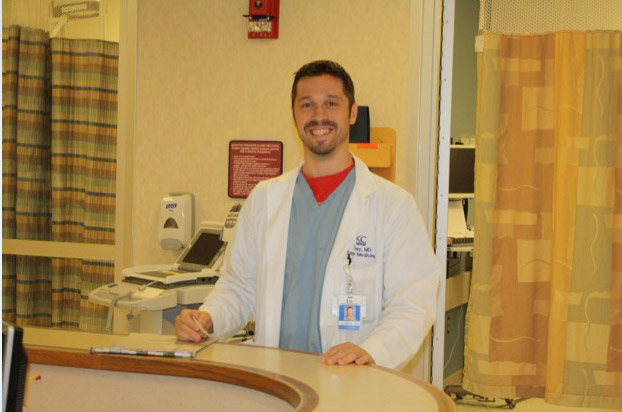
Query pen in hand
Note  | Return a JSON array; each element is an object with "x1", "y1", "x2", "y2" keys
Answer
[{"x1": 192, "y1": 315, "x2": 210, "y2": 340}]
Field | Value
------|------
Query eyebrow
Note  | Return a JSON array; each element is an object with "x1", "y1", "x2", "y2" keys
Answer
[{"x1": 296, "y1": 94, "x2": 343, "y2": 102}]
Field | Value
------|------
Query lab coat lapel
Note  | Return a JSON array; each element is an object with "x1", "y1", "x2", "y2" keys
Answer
[
  {"x1": 328, "y1": 156, "x2": 376, "y2": 266},
  {"x1": 261, "y1": 166, "x2": 300, "y2": 347}
]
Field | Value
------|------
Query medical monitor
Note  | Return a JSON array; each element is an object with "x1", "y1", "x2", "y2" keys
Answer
[
  {"x1": 2, "y1": 321, "x2": 28, "y2": 412},
  {"x1": 176, "y1": 227, "x2": 226, "y2": 272},
  {"x1": 449, "y1": 145, "x2": 475, "y2": 199}
]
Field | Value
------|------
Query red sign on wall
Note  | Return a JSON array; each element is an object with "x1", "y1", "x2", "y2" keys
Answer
[{"x1": 228, "y1": 140, "x2": 283, "y2": 198}]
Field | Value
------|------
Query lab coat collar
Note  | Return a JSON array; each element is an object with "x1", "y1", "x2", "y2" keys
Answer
[
  {"x1": 351, "y1": 154, "x2": 378, "y2": 198},
  {"x1": 326, "y1": 154, "x2": 377, "y2": 270},
  {"x1": 276, "y1": 153, "x2": 378, "y2": 198}
]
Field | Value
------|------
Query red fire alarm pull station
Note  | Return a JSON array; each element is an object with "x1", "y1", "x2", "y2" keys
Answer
[{"x1": 245, "y1": 0, "x2": 280, "y2": 39}]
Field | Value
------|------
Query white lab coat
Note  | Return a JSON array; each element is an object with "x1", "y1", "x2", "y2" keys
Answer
[{"x1": 200, "y1": 155, "x2": 440, "y2": 369}]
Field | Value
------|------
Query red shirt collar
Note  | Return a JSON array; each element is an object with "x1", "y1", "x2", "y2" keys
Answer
[{"x1": 301, "y1": 163, "x2": 355, "y2": 203}]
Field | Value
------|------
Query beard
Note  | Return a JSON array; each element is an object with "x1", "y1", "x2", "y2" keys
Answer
[{"x1": 300, "y1": 119, "x2": 348, "y2": 156}]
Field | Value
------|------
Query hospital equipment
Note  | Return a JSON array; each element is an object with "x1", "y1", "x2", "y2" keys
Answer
[
  {"x1": 2, "y1": 321, "x2": 28, "y2": 412},
  {"x1": 89, "y1": 219, "x2": 233, "y2": 334}
]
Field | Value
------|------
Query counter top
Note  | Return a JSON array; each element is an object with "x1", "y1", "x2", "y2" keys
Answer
[{"x1": 23, "y1": 327, "x2": 455, "y2": 411}]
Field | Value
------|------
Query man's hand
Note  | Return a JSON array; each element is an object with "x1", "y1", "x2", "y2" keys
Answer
[
  {"x1": 175, "y1": 309, "x2": 213, "y2": 342},
  {"x1": 320, "y1": 342, "x2": 375, "y2": 366}
]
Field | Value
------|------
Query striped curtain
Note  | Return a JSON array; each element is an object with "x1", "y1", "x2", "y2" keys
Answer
[
  {"x1": 2, "y1": 26, "x2": 117, "y2": 332},
  {"x1": 2, "y1": 26, "x2": 53, "y2": 326},
  {"x1": 464, "y1": 32, "x2": 622, "y2": 409},
  {"x1": 49, "y1": 38, "x2": 118, "y2": 331}
]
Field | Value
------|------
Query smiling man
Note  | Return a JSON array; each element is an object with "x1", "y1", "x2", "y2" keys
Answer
[
  {"x1": 293, "y1": 69, "x2": 355, "y2": 160},
  {"x1": 176, "y1": 60, "x2": 440, "y2": 369}
]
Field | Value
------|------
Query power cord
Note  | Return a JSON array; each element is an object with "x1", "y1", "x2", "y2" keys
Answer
[
  {"x1": 105, "y1": 281, "x2": 158, "y2": 332},
  {"x1": 105, "y1": 291, "x2": 131, "y2": 332}
]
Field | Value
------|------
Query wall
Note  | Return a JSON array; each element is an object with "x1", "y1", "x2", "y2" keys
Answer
[
  {"x1": 2, "y1": 0, "x2": 120, "y2": 42},
  {"x1": 450, "y1": 0, "x2": 478, "y2": 142},
  {"x1": 134, "y1": 0, "x2": 419, "y2": 265},
  {"x1": 2, "y1": 0, "x2": 50, "y2": 30}
]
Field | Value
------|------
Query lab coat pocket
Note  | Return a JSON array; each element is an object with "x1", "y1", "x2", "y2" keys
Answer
[{"x1": 350, "y1": 264, "x2": 380, "y2": 323}]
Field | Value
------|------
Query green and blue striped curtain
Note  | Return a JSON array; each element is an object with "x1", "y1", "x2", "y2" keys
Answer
[
  {"x1": 2, "y1": 26, "x2": 53, "y2": 327},
  {"x1": 2, "y1": 26, "x2": 118, "y2": 332}
]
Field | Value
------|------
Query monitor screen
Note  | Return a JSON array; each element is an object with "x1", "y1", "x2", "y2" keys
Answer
[
  {"x1": 2, "y1": 321, "x2": 28, "y2": 412},
  {"x1": 181, "y1": 231, "x2": 225, "y2": 267},
  {"x1": 449, "y1": 145, "x2": 475, "y2": 199}
]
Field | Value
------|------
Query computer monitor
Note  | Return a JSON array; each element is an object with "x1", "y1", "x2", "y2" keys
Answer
[
  {"x1": 349, "y1": 105, "x2": 370, "y2": 143},
  {"x1": 449, "y1": 145, "x2": 475, "y2": 199},
  {"x1": 177, "y1": 229, "x2": 225, "y2": 271},
  {"x1": 2, "y1": 321, "x2": 28, "y2": 412}
]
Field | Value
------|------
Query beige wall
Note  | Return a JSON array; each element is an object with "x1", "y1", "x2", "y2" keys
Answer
[
  {"x1": 134, "y1": 0, "x2": 420, "y2": 265},
  {"x1": 2, "y1": 0, "x2": 50, "y2": 30},
  {"x1": 2, "y1": 0, "x2": 120, "y2": 42}
]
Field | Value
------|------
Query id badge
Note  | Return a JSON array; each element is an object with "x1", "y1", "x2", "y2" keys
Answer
[{"x1": 334, "y1": 295, "x2": 367, "y2": 330}]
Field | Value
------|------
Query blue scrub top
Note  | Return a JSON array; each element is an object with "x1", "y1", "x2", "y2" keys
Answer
[{"x1": 278, "y1": 169, "x2": 355, "y2": 353}]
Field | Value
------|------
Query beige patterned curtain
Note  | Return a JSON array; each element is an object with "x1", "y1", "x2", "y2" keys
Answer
[
  {"x1": 49, "y1": 38, "x2": 117, "y2": 331},
  {"x1": 2, "y1": 26, "x2": 53, "y2": 325},
  {"x1": 464, "y1": 31, "x2": 622, "y2": 409},
  {"x1": 2, "y1": 26, "x2": 117, "y2": 332}
]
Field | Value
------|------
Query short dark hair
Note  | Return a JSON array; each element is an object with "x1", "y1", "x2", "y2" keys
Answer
[{"x1": 291, "y1": 60, "x2": 355, "y2": 109}]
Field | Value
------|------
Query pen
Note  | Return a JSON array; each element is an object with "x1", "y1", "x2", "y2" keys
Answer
[{"x1": 193, "y1": 315, "x2": 210, "y2": 338}]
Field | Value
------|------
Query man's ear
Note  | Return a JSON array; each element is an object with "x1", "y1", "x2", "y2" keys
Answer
[{"x1": 349, "y1": 103, "x2": 358, "y2": 125}]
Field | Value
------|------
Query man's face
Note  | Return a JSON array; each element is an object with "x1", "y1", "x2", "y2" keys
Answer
[
  {"x1": 347, "y1": 307, "x2": 353, "y2": 316},
  {"x1": 292, "y1": 75, "x2": 357, "y2": 156}
]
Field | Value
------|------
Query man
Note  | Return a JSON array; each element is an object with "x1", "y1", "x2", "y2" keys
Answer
[
  {"x1": 176, "y1": 60, "x2": 440, "y2": 369},
  {"x1": 344, "y1": 306, "x2": 355, "y2": 321}
]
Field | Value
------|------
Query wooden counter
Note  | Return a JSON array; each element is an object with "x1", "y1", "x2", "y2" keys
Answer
[{"x1": 23, "y1": 327, "x2": 455, "y2": 411}]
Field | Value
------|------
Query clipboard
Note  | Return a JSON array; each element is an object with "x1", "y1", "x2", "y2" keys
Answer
[{"x1": 90, "y1": 333, "x2": 216, "y2": 359}]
